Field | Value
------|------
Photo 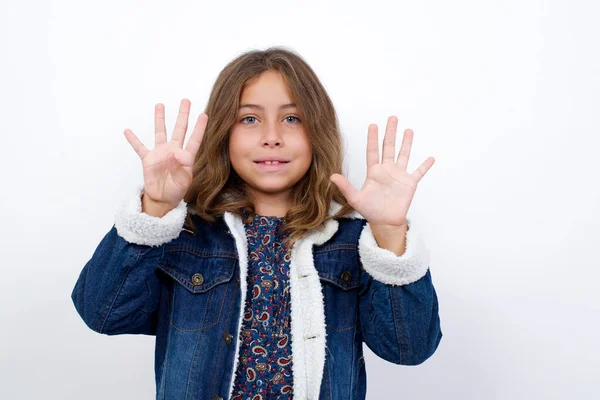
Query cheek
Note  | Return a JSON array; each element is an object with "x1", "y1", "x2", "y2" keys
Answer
[
  {"x1": 227, "y1": 133, "x2": 243, "y2": 173},
  {"x1": 298, "y1": 137, "x2": 312, "y2": 163},
  {"x1": 290, "y1": 130, "x2": 310, "y2": 152},
  {"x1": 295, "y1": 144, "x2": 312, "y2": 174},
  {"x1": 228, "y1": 131, "x2": 248, "y2": 157}
]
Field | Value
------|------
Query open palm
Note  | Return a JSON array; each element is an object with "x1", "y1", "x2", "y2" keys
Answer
[
  {"x1": 124, "y1": 99, "x2": 208, "y2": 206},
  {"x1": 330, "y1": 116, "x2": 435, "y2": 227}
]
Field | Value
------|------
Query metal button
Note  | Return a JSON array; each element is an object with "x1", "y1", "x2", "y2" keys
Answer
[
  {"x1": 223, "y1": 332, "x2": 233, "y2": 344},
  {"x1": 340, "y1": 271, "x2": 352, "y2": 283},
  {"x1": 235, "y1": 276, "x2": 240, "y2": 284},
  {"x1": 191, "y1": 273, "x2": 204, "y2": 286},
  {"x1": 212, "y1": 396, "x2": 223, "y2": 400}
]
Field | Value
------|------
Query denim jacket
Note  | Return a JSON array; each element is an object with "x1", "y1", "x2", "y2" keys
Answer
[{"x1": 71, "y1": 185, "x2": 442, "y2": 400}]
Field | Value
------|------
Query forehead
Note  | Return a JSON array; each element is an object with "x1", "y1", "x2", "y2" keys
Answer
[{"x1": 240, "y1": 70, "x2": 295, "y2": 104}]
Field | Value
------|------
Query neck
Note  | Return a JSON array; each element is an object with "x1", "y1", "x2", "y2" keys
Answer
[{"x1": 250, "y1": 191, "x2": 291, "y2": 218}]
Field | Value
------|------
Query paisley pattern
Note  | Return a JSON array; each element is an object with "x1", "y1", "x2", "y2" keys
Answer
[{"x1": 231, "y1": 215, "x2": 294, "y2": 399}]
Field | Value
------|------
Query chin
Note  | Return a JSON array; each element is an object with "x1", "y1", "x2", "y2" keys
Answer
[
  {"x1": 247, "y1": 179, "x2": 298, "y2": 193},
  {"x1": 254, "y1": 184, "x2": 295, "y2": 193}
]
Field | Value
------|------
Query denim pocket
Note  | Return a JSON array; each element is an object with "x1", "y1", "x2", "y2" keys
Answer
[
  {"x1": 314, "y1": 246, "x2": 360, "y2": 332},
  {"x1": 159, "y1": 244, "x2": 237, "y2": 331}
]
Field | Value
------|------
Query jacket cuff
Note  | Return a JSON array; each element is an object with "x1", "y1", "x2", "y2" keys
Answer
[
  {"x1": 114, "y1": 183, "x2": 188, "y2": 247},
  {"x1": 358, "y1": 219, "x2": 430, "y2": 286}
]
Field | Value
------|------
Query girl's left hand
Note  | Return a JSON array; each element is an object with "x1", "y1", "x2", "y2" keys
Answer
[{"x1": 330, "y1": 116, "x2": 435, "y2": 228}]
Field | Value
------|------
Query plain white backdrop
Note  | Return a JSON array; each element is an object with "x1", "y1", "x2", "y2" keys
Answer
[{"x1": 1, "y1": 0, "x2": 598, "y2": 398}]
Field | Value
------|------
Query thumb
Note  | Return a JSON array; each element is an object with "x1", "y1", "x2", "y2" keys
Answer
[{"x1": 330, "y1": 173, "x2": 358, "y2": 206}]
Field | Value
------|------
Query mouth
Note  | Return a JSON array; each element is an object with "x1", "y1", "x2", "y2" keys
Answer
[
  {"x1": 254, "y1": 160, "x2": 290, "y2": 172},
  {"x1": 254, "y1": 160, "x2": 289, "y2": 165}
]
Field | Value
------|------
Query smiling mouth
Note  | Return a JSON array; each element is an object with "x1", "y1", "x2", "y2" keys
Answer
[
  {"x1": 254, "y1": 160, "x2": 290, "y2": 171},
  {"x1": 254, "y1": 161, "x2": 289, "y2": 165}
]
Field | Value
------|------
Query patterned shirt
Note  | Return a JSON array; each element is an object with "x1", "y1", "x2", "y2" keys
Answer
[{"x1": 230, "y1": 215, "x2": 294, "y2": 399}]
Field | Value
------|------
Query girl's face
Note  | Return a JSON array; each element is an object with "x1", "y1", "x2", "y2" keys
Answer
[{"x1": 229, "y1": 70, "x2": 312, "y2": 215}]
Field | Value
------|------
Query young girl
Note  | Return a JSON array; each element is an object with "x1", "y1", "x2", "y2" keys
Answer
[{"x1": 71, "y1": 47, "x2": 442, "y2": 400}]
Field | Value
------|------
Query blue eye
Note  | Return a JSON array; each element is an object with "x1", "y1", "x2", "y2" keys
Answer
[
  {"x1": 239, "y1": 115, "x2": 301, "y2": 124},
  {"x1": 240, "y1": 116, "x2": 257, "y2": 124}
]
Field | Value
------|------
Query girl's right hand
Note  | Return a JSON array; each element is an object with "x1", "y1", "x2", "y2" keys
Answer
[{"x1": 124, "y1": 99, "x2": 208, "y2": 209}]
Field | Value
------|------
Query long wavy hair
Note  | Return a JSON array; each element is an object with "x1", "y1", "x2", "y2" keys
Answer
[{"x1": 183, "y1": 46, "x2": 355, "y2": 249}]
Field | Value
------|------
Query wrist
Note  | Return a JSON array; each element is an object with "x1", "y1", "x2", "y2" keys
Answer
[
  {"x1": 369, "y1": 223, "x2": 409, "y2": 256},
  {"x1": 142, "y1": 193, "x2": 176, "y2": 218}
]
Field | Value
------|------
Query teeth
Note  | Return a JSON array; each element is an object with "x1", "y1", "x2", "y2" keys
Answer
[{"x1": 264, "y1": 161, "x2": 280, "y2": 165}]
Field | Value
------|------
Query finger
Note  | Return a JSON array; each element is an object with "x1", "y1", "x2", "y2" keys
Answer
[
  {"x1": 366, "y1": 124, "x2": 379, "y2": 168},
  {"x1": 396, "y1": 128, "x2": 414, "y2": 171},
  {"x1": 171, "y1": 98, "x2": 191, "y2": 147},
  {"x1": 155, "y1": 103, "x2": 167, "y2": 145},
  {"x1": 172, "y1": 147, "x2": 195, "y2": 167},
  {"x1": 167, "y1": 151, "x2": 192, "y2": 189},
  {"x1": 330, "y1": 174, "x2": 359, "y2": 206},
  {"x1": 382, "y1": 116, "x2": 398, "y2": 164},
  {"x1": 412, "y1": 157, "x2": 435, "y2": 182},
  {"x1": 124, "y1": 129, "x2": 149, "y2": 159},
  {"x1": 185, "y1": 113, "x2": 208, "y2": 157}
]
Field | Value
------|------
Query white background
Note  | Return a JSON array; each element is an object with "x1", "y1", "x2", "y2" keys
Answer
[{"x1": 1, "y1": 0, "x2": 599, "y2": 398}]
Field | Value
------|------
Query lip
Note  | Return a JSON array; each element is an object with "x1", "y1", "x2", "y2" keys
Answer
[
  {"x1": 254, "y1": 160, "x2": 290, "y2": 172},
  {"x1": 254, "y1": 158, "x2": 289, "y2": 162}
]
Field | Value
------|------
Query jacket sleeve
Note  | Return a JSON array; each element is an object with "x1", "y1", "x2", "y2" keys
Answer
[
  {"x1": 70, "y1": 184, "x2": 187, "y2": 335},
  {"x1": 357, "y1": 219, "x2": 442, "y2": 365}
]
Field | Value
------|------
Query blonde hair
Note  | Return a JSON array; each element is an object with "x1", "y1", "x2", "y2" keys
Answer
[{"x1": 184, "y1": 46, "x2": 354, "y2": 249}]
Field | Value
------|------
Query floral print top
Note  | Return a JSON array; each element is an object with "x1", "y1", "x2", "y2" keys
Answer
[{"x1": 230, "y1": 215, "x2": 294, "y2": 399}]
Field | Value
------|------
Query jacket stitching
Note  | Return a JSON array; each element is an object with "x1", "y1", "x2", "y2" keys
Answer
[
  {"x1": 168, "y1": 284, "x2": 229, "y2": 332},
  {"x1": 160, "y1": 264, "x2": 233, "y2": 293},
  {"x1": 313, "y1": 243, "x2": 357, "y2": 253},
  {"x1": 200, "y1": 285, "x2": 217, "y2": 329},
  {"x1": 389, "y1": 286, "x2": 406, "y2": 364},
  {"x1": 318, "y1": 272, "x2": 359, "y2": 288},
  {"x1": 184, "y1": 316, "x2": 205, "y2": 399},
  {"x1": 158, "y1": 282, "x2": 173, "y2": 400},
  {"x1": 96, "y1": 245, "x2": 143, "y2": 333},
  {"x1": 330, "y1": 324, "x2": 356, "y2": 333},
  {"x1": 213, "y1": 283, "x2": 237, "y2": 398},
  {"x1": 202, "y1": 283, "x2": 229, "y2": 330},
  {"x1": 166, "y1": 246, "x2": 238, "y2": 258},
  {"x1": 139, "y1": 281, "x2": 152, "y2": 313}
]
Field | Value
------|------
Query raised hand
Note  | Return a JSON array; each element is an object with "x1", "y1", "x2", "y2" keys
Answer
[
  {"x1": 124, "y1": 99, "x2": 208, "y2": 209},
  {"x1": 330, "y1": 116, "x2": 435, "y2": 228}
]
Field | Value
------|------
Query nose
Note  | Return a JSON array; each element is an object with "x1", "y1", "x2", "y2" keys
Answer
[{"x1": 261, "y1": 121, "x2": 283, "y2": 147}]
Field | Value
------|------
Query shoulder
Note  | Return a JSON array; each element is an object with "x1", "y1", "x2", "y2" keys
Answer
[{"x1": 176, "y1": 211, "x2": 232, "y2": 247}]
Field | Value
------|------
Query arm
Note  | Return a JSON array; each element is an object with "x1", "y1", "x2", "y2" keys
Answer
[
  {"x1": 357, "y1": 219, "x2": 442, "y2": 365},
  {"x1": 369, "y1": 223, "x2": 407, "y2": 256},
  {"x1": 70, "y1": 184, "x2": 187, "y2": 335}
]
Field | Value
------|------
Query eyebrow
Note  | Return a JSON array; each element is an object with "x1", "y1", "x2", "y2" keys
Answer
[{"x1": 238, "y1": 103, "x2": 297, "y2": 110}]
